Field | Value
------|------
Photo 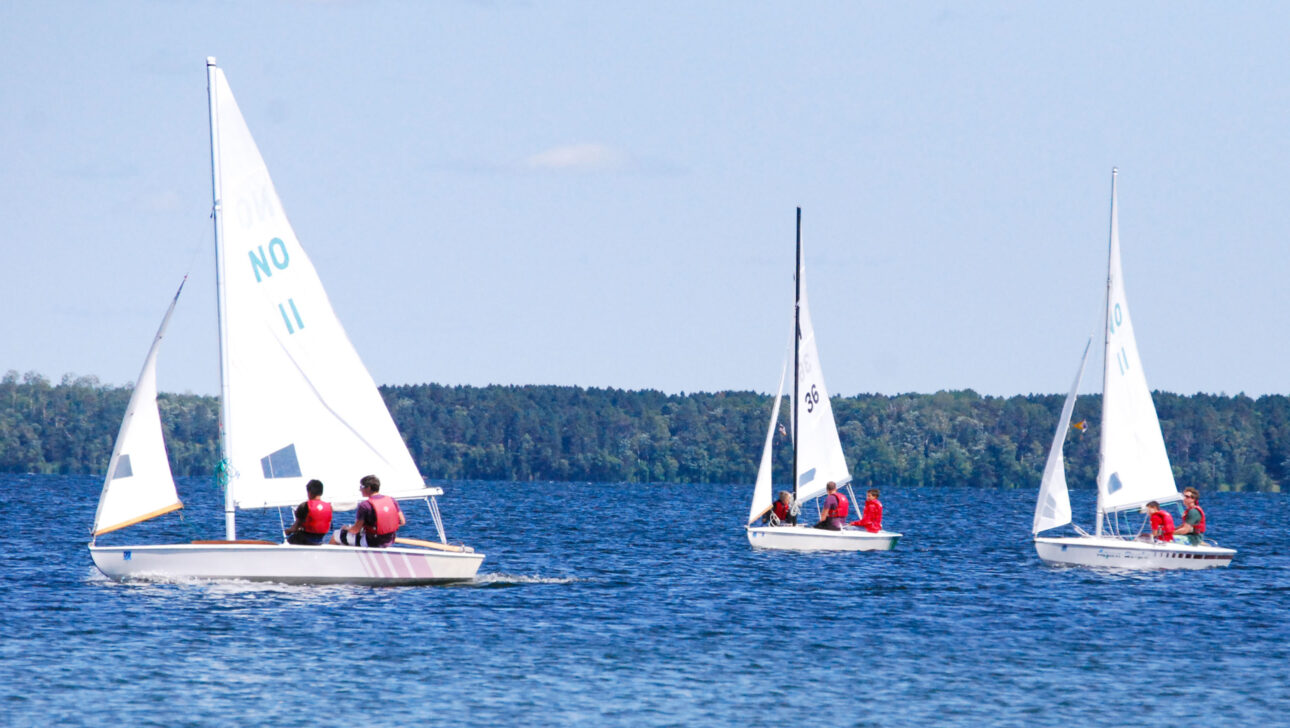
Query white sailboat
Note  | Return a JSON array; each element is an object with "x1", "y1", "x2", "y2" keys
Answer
[
  {"x1": 1033, "y1": 169, "x2": 1234, "y2": 569},
  {"x1": 746, "y1": 209, "x2": 900, "y2": 551},
  {"x1": 88, "y1": 58, "x2": 485, "y2": 585}
]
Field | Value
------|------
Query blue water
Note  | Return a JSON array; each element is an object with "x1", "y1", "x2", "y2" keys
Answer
[{"x1": 2, "y1": 474, "x2": 1286, "y2": 727}]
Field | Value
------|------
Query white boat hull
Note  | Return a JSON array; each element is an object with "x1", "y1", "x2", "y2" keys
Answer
[
  {"x1": 1034, "y1": 535, "x2": 1234, "y2": 570},
  {"x1": 89, "y1": 542, "x2": 485, "y2": 585},
  {"x1": 746, "y1": 525, "x2": 900, "y2": 551}
]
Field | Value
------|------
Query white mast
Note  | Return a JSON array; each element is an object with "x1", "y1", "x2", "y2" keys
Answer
[
  {"x1": 1095, "y1": 167, "x2": 1117, "y2": 537},
  {"x1": 206, "y1": 57, "x2": 236, "y2": 540}
]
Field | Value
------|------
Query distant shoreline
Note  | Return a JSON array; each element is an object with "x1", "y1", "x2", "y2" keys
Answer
[{"x1": 2, "y1": 371, "x2": 1284, "y2": 492}]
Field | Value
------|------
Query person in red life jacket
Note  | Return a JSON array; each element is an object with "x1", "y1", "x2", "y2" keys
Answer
[
  {"x1": 284, "y1": 479, "x2": 332, "y2": 545},
  {"x1": 1146, "y1": 500, "x2": 1175, "y2": 542},
  {"x1": 1174, "y1": 487, "x2": 1207, "y2": 546},
  {"x1": 762, "y1": 490, "x2": 797, "y2": 526},
  {"x1": 813, "y1": 481, "x2": 847, "y2": 531},
  {"x1": 331, "y1": 474, "x2": 406, "y2": 548},
  {"x1": 849, "y1": 488, "x2": 883, "y2": 533}
]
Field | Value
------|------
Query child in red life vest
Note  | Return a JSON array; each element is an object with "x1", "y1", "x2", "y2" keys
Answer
[
  {"x1": 850, "y1": 488, "x2": 883, "y2": 533},
  {"x1": 284, "y1": 479, "x2": 332, "y2": 545},
  {"x1": 1146, "y1": 500, "x2": 1174, "y2": 542}
]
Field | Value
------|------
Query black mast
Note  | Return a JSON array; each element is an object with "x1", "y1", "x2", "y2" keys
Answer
[{"x1": 792, "y1": 207, "x2": 801, "y2": 502}]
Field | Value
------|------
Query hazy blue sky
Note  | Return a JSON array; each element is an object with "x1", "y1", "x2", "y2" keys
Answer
[{"x1": 3, "y1": 1, "x2": 1287, "y2": 398}]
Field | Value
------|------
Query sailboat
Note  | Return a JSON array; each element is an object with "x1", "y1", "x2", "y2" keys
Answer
[
  {"x1": 87, "y1": 58, "x2": 485, "y2": 585},
  {"x1": 1032, "y1": 169, "x2": 1235, "y2": 569},
  {"x1": 745, "y1": 209, "x2": 900, "y2": 551}
]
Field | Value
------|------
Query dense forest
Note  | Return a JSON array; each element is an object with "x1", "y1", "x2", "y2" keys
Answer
[{"x1": 1, "y1": 370, "x2": 1285, "y2": 492}]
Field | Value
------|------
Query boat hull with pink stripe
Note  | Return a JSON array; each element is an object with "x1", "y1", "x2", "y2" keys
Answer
[{"x1": 89, "y1": 543, "x2": 484, "y2": 585}]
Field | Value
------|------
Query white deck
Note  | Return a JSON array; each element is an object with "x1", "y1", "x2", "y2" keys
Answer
[
  {"x1": 89, "y1": 542, "x2": 485, "y2": 585},
  {"x1": 746, "y1": 525, "x2": 900, "y2": 552},
  {"x1": 1034, "y1": 535, "x2": 1235, "y2": 570}
]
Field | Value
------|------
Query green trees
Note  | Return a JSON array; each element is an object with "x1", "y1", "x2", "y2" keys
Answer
[{"x1": 0, "y1": 368, "x2": 1283, "y2": 492}]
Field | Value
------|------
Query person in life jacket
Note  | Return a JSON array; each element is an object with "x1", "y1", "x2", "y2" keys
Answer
[
  {"x1": 284, "y1": 479, "x2": 332, "y2": 545},
  {"x1": 762, "y1": 491, "x2": 797, "y2": 526},
  {"x1": 1173, "y1": 487, "x2": 1207, "y2": 546},
  {"x1": 813, "y1": 482, "x2": 847, "y2": 531},
  {"x1": 1146, "y1": 500, "x2": 1175, "y2": 543},
  {"x1": 849, "y1": 488, "x2": 883, "y2": 533},
  {"x1": 332, "y1": 474, "x2": 406, "y2": 548}
]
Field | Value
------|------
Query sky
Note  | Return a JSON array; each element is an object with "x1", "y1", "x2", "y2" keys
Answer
[{"x1": 3, "y1": 1, "x2": 1288, "y2": 399}]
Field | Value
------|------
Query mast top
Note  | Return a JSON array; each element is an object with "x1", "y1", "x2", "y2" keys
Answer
[{"x1": 206, "y1": 56, "x2": 218, "y2": 67}]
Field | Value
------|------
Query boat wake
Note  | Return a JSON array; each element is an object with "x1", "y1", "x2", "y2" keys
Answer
[{"x1": 468, "y1": 572, "x2": 582, "y2": 587}]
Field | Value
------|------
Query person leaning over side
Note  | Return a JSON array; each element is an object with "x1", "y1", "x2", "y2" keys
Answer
[
  {"x1": 1174, "y1": 487, "x2": 1207, "y2": 546},
  {"x1": 331, "y1": 474, "x2": 405, "y2": 548},
  {"x1": 284, "y1": 479, "x2": 332, "y2": 545},
  {"x1": 813, "y1": 481, "x2": 847, "y2": 531}
]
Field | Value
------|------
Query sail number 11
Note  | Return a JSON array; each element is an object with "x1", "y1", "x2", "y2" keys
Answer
[{"x1": 249, "y1": 237, "x2": 305, "y2": 335}]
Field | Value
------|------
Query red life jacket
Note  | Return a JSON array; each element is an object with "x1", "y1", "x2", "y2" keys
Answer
[
  {"x1": 303, "y1": 499, "x2": 332, "y2": 535},
  {"x1": 824, "y1": 493, "x2": 847, "y2": 521},
  {"x1": 861, "y1": 500, "x2": 882, "y2": 533},
  {"x1": 772, "y1": 501, "x2": 790, "y2": 521},
  {"x1": 1150, "y1": 510, "x2": 1175, "y2": 541},
  {"x1": 1186, "y1": 504, "x2": 1206, "y2": 534},
  {"x1": 364, "y1": 494, "x2": 401, "y2": 537}
]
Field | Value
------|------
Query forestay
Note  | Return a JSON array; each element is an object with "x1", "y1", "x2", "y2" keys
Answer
[
  {"x1": 209, "y1": 68, "x2": 428, "y2": 510},
  {"x1": 749, "y1": 354, "x2": 789, "y2": 526},
  {"x1": 793, "y1": 261, "x2": 850, "y2": 503},
  {"x1": 1097, "y1": 172, "x2": 1179, "y2": 514},
  {"x1": 1032, "y1": 338, "x2": 1090, "y2": 535},
  {"x1": 92, "y1": 282, "x2": 185, "y2": 536}
]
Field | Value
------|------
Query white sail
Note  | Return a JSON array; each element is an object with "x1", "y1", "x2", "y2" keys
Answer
[
  {"x1": 749, "y1": 355, "x2": 789, "y2": 526},
  {"x1": 209, "y1": 67, "x2": 428, "y2": 510},
  {"x1": 794, "y1": 258, "x2": 850, "y2": 504},
  {"x1": 92, "y1": 282, "x2": 185, "y2": 535},
  {"x1": 1033, "y1": 338, "x2": 1091, "y2": 534},
  {"x1": 1097, "y1": 170, "x2": 1179, "y2": 515}
]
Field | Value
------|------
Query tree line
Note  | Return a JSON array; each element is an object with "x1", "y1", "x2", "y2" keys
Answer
[{"x1": 1, "y1": 370, "x2": 1285, "y2": 492}]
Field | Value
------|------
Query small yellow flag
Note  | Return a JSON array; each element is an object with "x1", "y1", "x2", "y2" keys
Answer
[{"x1": 1072, "y1": 420, "x2": 1088, "y2": 432}]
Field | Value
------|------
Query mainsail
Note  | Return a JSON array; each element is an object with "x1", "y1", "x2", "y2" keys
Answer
[
  {"x1": 793, "y1": 244, "x2": 850, "y2": 504},
  {"x1": 92, "y1": 282, "x2": 185, "y2": 536},
  {"x1": 1033, "y1": 338, "x2": 1091, "y2": 535},
  {"x1": 1097, "y1": 170, "x2": 1179, "y2": 516},
  {"x1": 208, "y1": 66, "x2": 428, "y2": 510}
]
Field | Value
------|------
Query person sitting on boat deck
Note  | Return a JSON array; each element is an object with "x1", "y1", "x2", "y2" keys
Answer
[
  {"x1": 849, "y1": 488, "x2": 883, "y2": 533},
  {"x1": 1174, "y1": 487, "x2": 1207, "y2": 546},
  {"x1": 813, "y1": 481, "x2": 848, "y2": 531},
  {"x1": 763, "y1": 490, "x2": 797, "y2": 526},
  {"x1": 1146, "y1": 500, "x2": 1175, "y2": 543},
  {"x1": 284, "y1": 478, "x2": 332, "y2": 545},
  {"x1": 331, "y1": 474, "x2": 405, "y2": 548}
]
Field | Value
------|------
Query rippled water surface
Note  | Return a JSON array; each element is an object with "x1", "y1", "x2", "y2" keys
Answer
[{"x1": 3, "y1": 474, "x2": 1287, "y2": 726}]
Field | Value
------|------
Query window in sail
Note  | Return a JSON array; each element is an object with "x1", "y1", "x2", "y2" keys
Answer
[
  {"x1": 1108, "y1": 472, "x2": 1123, "y2": 494},
  {"x1": 113, "y1": 454, "x2": 133, "y2": 479},
  {"x1": 798, "y1": 467, "x2": 816, "y2": 488},
  {"x1": 261, "y1": 444, "x2": 302, "y2": 479}
]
